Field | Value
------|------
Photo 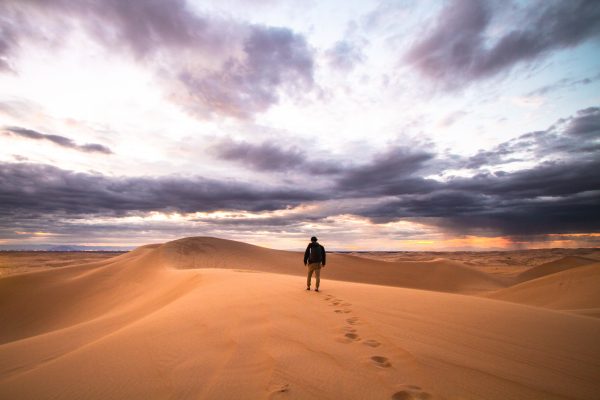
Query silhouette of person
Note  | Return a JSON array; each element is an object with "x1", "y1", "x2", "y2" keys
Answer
[{"x1": 304, "y1": 236, "x2": 326, "y2": 291}]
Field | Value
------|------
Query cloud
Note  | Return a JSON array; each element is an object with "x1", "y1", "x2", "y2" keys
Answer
[
  {"x1": 211, "y1": 138, "x2": 304, "y2": 171},
  {"x1": 464, "y1": 106, "x2": 600, "y2": 168},
  {"x1": 526, "y1": 72, "x2": 600, "y2": 97},
  {"x1": 354, "y1": 107, "x2": 600, "y2": 235},
  {"x1": 335, "y1": 146, "x2": 438, "y2": 195},
  {"x1": 175, "y1": 26, "x2": 313, "y2": 119},
  {"x1": 437, "y1": 110, "x2": 468, "y2": 127},
  {"x1": 0, "y1": 162, "x2": 323, "y2": 219},
  {"x1": 405, "y1": 0, "x2": 600, "y2": 89},
  {"x1": 210, "y1": 138, "x2": 345, "y2": 174},
  {"x1": 325, "y1": 40, "x2": 365, "y2": 71},
  {"x1": 358, "y1": 159, "x2": 600, "y2": 235},
  {"x1": 3, "y1": 126, "x2": 112, "y2": 154},
  {"x1": 2, "y1": 107, "x2": 599, "y2": 240},
  {"x1": 0, "y1": 0, "x2": 315, "y2": 119}
]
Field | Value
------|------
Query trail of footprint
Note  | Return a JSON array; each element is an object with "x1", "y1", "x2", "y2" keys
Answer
[{"x1": 371, "y1": 355, "x2": 392, "y2": 368}]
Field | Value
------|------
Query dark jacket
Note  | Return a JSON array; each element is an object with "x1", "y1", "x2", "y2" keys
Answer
[{"x1": 304, "y1": 242, "x2": 326, "y2": 265}]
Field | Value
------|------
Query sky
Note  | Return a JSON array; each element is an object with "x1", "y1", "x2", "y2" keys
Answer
[{"x1": 1, "y1": 0, "x2": 599, "y2": 251}]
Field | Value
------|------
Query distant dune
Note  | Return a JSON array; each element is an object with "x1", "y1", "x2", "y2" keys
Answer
[
  {"x1": 489, "y1": 261, "x2": 600, "y2": 317},
  {"x1": 1, "y1": 237, "x2": 599, "y2": 400},
  {"x1": 515, "y1": 255, "x2": 598, "y2": 282}
]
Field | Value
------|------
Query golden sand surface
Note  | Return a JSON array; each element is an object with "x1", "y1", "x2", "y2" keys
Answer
[{"x1": 1, "y1": 238, "x2": 599, "y2": 399}]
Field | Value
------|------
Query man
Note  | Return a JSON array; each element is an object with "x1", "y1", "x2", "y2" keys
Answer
[{"x1": 303, "y1": 236, "x2": 326, "y2": 292}]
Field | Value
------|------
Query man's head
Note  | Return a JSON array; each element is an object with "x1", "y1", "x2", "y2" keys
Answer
[{"x1": 310, "y1": 236, "x2": 318, "y2": 242}]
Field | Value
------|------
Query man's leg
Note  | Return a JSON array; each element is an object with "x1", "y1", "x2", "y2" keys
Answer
[
  {"x1": 315, "y1": 265, "x2": 321, "y2": 290},
  {"x1": 306, "y1": 265, "x2": 313, "y2": 289}
]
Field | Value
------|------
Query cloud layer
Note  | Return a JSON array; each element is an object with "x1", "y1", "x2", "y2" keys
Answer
[{"x1": 2, "y1": 107, "x2": 599, "y2": 239}]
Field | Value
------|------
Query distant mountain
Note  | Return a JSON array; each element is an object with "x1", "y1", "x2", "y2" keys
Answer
[{"x1": 0, "y1": 244, "x2": 133, "y2": 251}]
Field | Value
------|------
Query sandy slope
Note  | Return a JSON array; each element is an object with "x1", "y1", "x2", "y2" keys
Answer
[
  {"x1": 516, "y1": 256, "x2": 598, "y2": 283},
  {"x1": 489, "y1": 262, "x2": 600, "y2": 317},
  {"x1": 1, "y1": 237, "x2": 599, "y2": 400}
]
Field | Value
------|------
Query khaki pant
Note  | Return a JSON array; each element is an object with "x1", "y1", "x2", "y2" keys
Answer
[{"x1": 306, "y1": 262, "x2": 322, "y2": 289}]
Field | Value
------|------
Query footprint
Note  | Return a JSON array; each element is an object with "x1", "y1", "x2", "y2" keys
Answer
[
  {"x1": 343, "y1": 327, "x2": 356, "y2": 333},
  {"x1": 268, "y1": 383, "x2": 290, "y2": 399},
  {"x1": 391, "y1": 392, "x2": 412, "y2": 400},
  {"x1": 276, "y1": 384, "x2": 289, "y2": 393},
  {"x1": 342, "y1": 309, "x2": 352, "y2": 313},
  {"x1": 363, "y1": 339, "x2": 381, "y2": 348},
  {"x1": 334, "y1": 309, "x2": 344, "y2": 313},
  {"x1": 342, "y1": 302, "x2": 352, "y2": 306},
  {"x1": 391, "y1": 390, "x2": 431, "y2": 400},
  {"x1": 346, "y1": 317, "x2": 359, "y2": 325},
  {"x1": 345, "y1": 332, "x2": 360, "y2": 340},
  {"x1": 391, "y1": 385, "x2": 431, "y2": 400},
  {"x1": 371, "y1": 355, "x2": 391, "y2": 368}
]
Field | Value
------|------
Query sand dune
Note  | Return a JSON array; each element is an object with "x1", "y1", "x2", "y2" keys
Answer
[
  {"x1": 1, "y1": 237, "x2": 599, "y2": 400},
  {"x1": 489, "y1": 262, "x2": 600, "y2": 316},
  {"x1": 160, "y1": 237, "x2": 505, "y2": 294},
  {"x1": 516, "y1": 255, "x2": 598, "y2": 283}
]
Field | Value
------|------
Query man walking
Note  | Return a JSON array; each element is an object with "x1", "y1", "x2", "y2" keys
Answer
[{"x1": 304, "y1": 236, "x2": 326, "y2": 291}]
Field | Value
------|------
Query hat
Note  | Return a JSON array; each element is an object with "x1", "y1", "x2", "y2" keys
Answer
[{"x1": 310, "y1": 236, "x2": 318, "y2": 242}]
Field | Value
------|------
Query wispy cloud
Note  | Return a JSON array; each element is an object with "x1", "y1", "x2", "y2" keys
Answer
[
  {"x1": 526, "y1": 72, "x2": 600, "y2": 97},
  {"x1": 325, "y1": 40, "x2": 366, "y2": 72},
  {"x1": 3, "y1": 126, "x2": 112, "y2": 154}
]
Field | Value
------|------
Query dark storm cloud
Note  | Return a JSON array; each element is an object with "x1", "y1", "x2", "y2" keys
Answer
[
  {"x1": 357, "y1": 148, "x2": 600, "y2": 235},
  {"x1": 342, "y1": 106, "x2": 600, "y2": 235},
  {"x1": 0, "y1": 0, "x2": 314, "y2": 119},
  {"x1": 325, "y1": 40, "x2": 365, "y2": 71},
  {"x1": 335, "y1": 146, "x2": 438, "y2": 195},
  {"x1": 0, "y1": 162, "x2": 322, "y2": 218},
  {"x1": 405, "y1": 0, "x2": 600, "y2": 89},
  {"x1": 3, "y1": 126, "x2": 112, "y2": 154}
]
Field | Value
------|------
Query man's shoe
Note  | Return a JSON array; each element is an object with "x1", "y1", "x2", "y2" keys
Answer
[
  {"x1": 306, "y1": 287, "x2": 310, "y2": 290},
  {"x1": 315, "y1": 289, "x2": 319, "y2": 292}
]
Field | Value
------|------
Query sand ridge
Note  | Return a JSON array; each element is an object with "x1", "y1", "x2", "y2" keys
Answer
[{"x1": 1, "y1": 237, "x2": 599, "y2": 399}]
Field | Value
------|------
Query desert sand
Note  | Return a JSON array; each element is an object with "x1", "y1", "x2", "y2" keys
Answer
[{"x1": 1, "y1": 237, "x2": 599, "y2": 399}]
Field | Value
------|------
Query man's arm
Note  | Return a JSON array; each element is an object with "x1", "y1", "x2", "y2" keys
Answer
[
  {"x1": 321, "y1": 245, "x2": 326, "y2": 266},
  {"x1": 303, "y1": 245, "x2": 310, "y2": 265}
]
